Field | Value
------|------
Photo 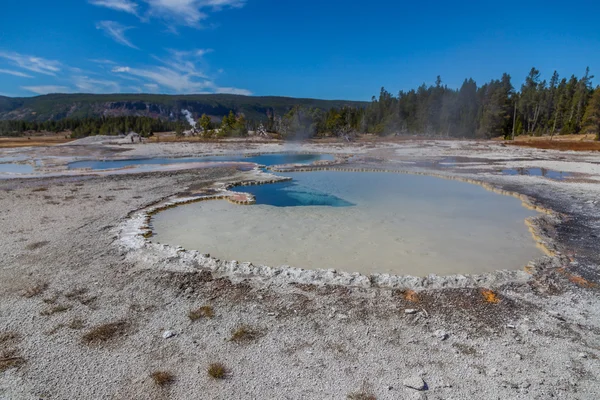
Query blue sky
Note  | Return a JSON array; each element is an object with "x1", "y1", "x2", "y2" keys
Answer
[{"x1": 0, "y1": 0, "x2": 598, "y2": 100}]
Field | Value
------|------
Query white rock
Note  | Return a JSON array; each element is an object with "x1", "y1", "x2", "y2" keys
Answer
[
  {"x1": 162, "y1": 330, "x2": 176, "y2": 339},
  {"x1": 405, "y1": 309, "x2": 418, "y2": 315},
  {"x1": 403, "y1": 376, "x2": 426, "y2": 391},
  {"x1": 433, "y1": 330, "x2": 448, "y2": 341},
  {"x1": 579, "y1": 352, "x2": 588, "y2": 359}
]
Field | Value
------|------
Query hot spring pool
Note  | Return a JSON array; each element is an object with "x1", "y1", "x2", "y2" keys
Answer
[
  {"x1": 68, "y1": 153, "x2": 333, "y2": 170},
  {"x1": 151, "y1": 171, "x2": 543, "y2": 276}
]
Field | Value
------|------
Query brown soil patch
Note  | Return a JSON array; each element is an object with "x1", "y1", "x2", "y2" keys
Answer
[
  {"x1": 506, "y1": 137, "x2": 600, "y2": 151},
  {"x1": 0, "y1": 135, "x2": 74, "y2": 148}
]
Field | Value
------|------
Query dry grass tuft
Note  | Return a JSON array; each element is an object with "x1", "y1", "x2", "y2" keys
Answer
[
  {"x1": 188, "y1": 305, "x2": 214, "y2": 321},
  {"x1": 229, "y1": 325, "x2": 260, "y2": 343},
  {"x1": 31, "y1": 187, "x2": 48, "y2": 192},
  {"x1": 40, "y1": 304, "x2": 71, "y2": 316},
  {"x1": 347, "y1": 393, "x2": 376, "y2": 400},
  {"x1": 207, "y1": 362, "x2": 228, "y2": 379},
  {"x1": 68, "y1": 318, "x2": 85, "y2": 330},
  {"x1": 403, "y1": 289, "x2": 419, "y2": 302},
  {"x1": 348, "y1": 381, "x2": 376, "y2": 400},
  {"x1": 81, "y1": 321, "x2": 128, "y2": 344},
  {"x1": 25, "y1": 241, "x2": 49, "y2": 250},
  {"x1": 151, "y1": 371, "x2": 175, "y2": 386},
  {"x1": 22, "y1": 283, "x2": 48, "y2": 298},
  {"x1": 0, "y1": 332, "x2": 24, "y2": 373},
  {"x1": 568, "y1": 275, "x2": 598, "y2": 288},
  {"x1": 480, "y1": 289, "x2": 500, "y2": 304}
]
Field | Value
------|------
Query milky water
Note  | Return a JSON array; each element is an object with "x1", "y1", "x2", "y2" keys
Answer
[{"x1": 152, "y1": 171, "x2": 542, "y2": 276}]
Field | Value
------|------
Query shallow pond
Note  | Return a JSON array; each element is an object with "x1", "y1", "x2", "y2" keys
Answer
[
  {"x1": 152, "y1": 171, "x2": 543, "y2": 276},
  {"x1": 501, "y1": 168, "x2": 570, "y2": 180},
  {"x1": 68, "y1": 153, "x2": 333, "y2": 170},
  {"x1": 0, "y1": 163, "x2": 34, "y2": 174}
]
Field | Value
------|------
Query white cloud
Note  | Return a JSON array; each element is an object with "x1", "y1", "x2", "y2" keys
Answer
[
  {"x1": 21, "y1": 85, "x2": 71, "y2": 95},
  {"x1": 214, "y1": 86, "x2": 251, "y2": 95},
  {"x1": 89, "y1": 0, "x2": 139, "y2": 15},
  {"x1": 89, "y1": 59, "x2": 117, "y2": 65},
  {"x1": 73, "y1": 76, "x2": 121, "y2": 93},
  {"x1": 91, "y1": 0, "x2": 246, "y2": 27},
  {"x1": 0, "y1": 52, "x2": 61, "y2": 76},
  {"x1": 0, "y1": 69, "x2": 34, "y2": 78},
  {"x1": 113, "y1": 64, "x2": 210, "y2": 92},
  {"x1": 111, "y1": 47, "x2": 250, "y2": 94},
  {"x1": 96, "y1": 21, "x2": 138, "y2": 49}
]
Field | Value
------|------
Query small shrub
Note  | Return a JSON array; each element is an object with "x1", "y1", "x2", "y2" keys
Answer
[
  {"x1": 82, "y1": 321, "x2": 128, "y2": 344},
  {"x1": 188, "y1": 305, "x2": 214, "y2": 321},
  {"x1": 151, "y1": 371, "x2": 175, "y2": 386},
  {"x1": 207, "y1": 363, "x2": 228, "y2": 379},
  {"x1": 229, "y1": 325, "x2": 260, "y2": 343},
  {"x1": 32, "y1": 187, "x2": 48, "y2": 192}
]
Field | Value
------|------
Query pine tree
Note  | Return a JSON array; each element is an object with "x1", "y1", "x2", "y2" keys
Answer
[{"x1": 582, "y1": 87, "x2": 600, "y2": 140}]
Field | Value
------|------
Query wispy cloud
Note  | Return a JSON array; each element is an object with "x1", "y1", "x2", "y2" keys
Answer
[
  {"x1": 89, "y1": 58, "x2": 117, "y2": 65},
  {"x1": 213, "y1": 86, "x2": 251, "y2": 95},
  {"x1": 89, "y1": 0, "x2": 139, "y2": 15},
  {"x1": 145, "y1": 0, "x2": 245, "y2": 27},
  {"x1": 112, "y1": 65, "x2": 210, "y2": 92},
  {"x1": 90, "y1": 0, "x2": 246, "y2": 27},
  {"x1": 0, "y1": 51, "x2": 61, "y2": 76},
  {"x1": 112, "y1": 49, "x2": 250, "y2": 95},
  {"x1": 96, "y1": 21, "x2": 138, "y2": 49},
  {"x1": 0, "y1": 69, "x2": 34, "y2": 78},
  {"x1": 21, "y1": 85, "x2": 71, "y2": 95},
  {"x1": 73, "y1": 76, "x2": 121, "y2": 93}
]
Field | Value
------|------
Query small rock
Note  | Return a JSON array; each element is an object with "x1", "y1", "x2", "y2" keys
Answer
[
  {"x1": 579, "y1": 352, "x2": 588, "y2": 359},
  {"x1": 433, "y1": 330, "x2": 448, "y2": 341},
  {"x1": 506, "y1": 324, "x2": 516, "y2": 329},
  {"x1": 405, "y1": 309, "x2": 418, "y2": 315},
  {"x1": 162, "y1": 330, "x2": 176, "y2": 339},
  {"x1": 514, "y1": 353, "x2": 523, "y2": 360},
  {"x1": 403, "y1": 376, "x2": 426, "y2": 391}
]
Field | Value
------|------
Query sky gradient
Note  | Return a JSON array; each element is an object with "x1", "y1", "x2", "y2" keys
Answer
[{"x1": 0, "y1": 0, "x2": 598, "y2": 100}]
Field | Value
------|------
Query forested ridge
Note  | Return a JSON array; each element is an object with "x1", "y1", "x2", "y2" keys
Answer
[{"x1": 1, "y1": 67, "x2": 599, "y2": 139}]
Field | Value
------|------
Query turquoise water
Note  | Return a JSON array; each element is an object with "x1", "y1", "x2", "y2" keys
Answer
[
  {"x1": 153, "y1": 171, "x2": 542, "y2": 276},
  {"x1": 68, "y1": 153, "x2": 333, "y2": 170},
  {"x1": 232, "y1": 181, "x2": 353, "y2": 207}
]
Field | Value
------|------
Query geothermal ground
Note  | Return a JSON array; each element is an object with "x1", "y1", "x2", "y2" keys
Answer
[{"x1": 1, "y1": 138, "x2": 599, "y2": 399}]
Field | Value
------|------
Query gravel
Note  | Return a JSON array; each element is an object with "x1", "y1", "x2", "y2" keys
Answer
[{"x1": 0, "y1": 139, "x2": 599, "y2": 399}]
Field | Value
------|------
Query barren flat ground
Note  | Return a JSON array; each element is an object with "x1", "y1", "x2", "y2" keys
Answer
[{"x1": 1, "y1": 138, "x2": 600, "y2": 399}]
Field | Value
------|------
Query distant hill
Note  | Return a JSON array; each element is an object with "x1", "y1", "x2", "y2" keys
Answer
[{"x1": 0, "y1": 93, "x2": 367, "y2": 122}]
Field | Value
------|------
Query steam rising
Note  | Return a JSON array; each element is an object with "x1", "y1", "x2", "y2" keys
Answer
[{"x1": 181, "y1": 109, "x2": 196, "y2": 128}]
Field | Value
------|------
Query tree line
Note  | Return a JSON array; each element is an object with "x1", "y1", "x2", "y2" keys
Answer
[
  {"x1": 0, "y1": 116, "x2": 186, "y2": 138},
  {"x1": 259, "y1": 67, "x2": 599, "y2": 140}
]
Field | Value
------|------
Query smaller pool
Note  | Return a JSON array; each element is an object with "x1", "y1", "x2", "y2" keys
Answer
[
  {"x1": 0, "y1": 163, "x2": 34, "y2": 174},
  {"x1": 68, "y1": 154, "x2": 333, "y2": 170},
  {"x1": 501, "y1": 168, "x2": 570, "y2": 180}
]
